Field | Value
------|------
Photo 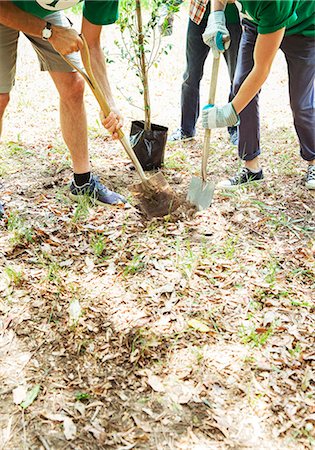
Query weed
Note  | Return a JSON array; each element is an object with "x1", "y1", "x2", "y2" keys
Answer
[
  {"x1": 5, "y1": 266, "x2": 23, "y2": 286},
  {"x1": 291, "y1": 299, "x2": 313, "y2": 308},
  {"x1": 165, "y1": 150, "x2": 190, "y2": 171},
  {"x1": 239, "y1": 323, "x2": 274, "y2": 347},
  {"x1": 222, "y1": 235, "x2": 238, "y2": 259},
  {"x1": 6, "y1": 141, "x2": 31, "y2": 157},
  {"x1": 75, "y1": 392, "x2": 90, "y2": 401},
  {"x1": 252, "y1": 201, "x2": 313, "y2": 236},
  {"x1": 91, "y1": 234, "x2": 108, "y2": 258},
  {"x1": 244, "y1": 355, "x2": 256, "y2": 365},
  {"x1": 174, "y1": 238, "x2": 198, "y2": 279},
  {"x1": 72, "y1": 195, "x2": 91, "y2": 222},
  {"x1": 7, "y1": 211, "x2": 33, "y2": 246},
  {"x1": 288, "y1": 343, "x2": 302, "y2": 357},
  {"x1": 123, "y1": 250, "x2": 146, "y2": 276},
  {"x1": 46, "y1": 261, "x2": 61, "y2": 283},
  {"x1": 263, "y1": 259, "x2": 280, "y2": 288}
]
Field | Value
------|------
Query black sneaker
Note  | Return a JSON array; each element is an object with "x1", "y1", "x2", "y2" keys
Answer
[
  {"x1": 70, "y1": 175, "x2": 126, "y2": 205},
  {"x1": 0, "y1": 202, "x2": 4, "y2": 218},
  {"x1": 217, "y1": 167, "x2": 264, "y2": 190},
  {"x1": 305, "y1": 165, "x2": 315, "y2": 190},
  {"x1": 228, "y1": 126, "x2": 238, "y2": 146},
  {"x1": 168, "y1": 128, "x2": 195, "y2": 144}
]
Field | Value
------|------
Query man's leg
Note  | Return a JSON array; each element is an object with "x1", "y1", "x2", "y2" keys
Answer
[
  {"x1": 0, "y1": 24, "x2": 19, "y2": 140},
  {"x1": 233, "y1": 20, "x2": 261, "y2": 166},
  {"x1": 281, "y1": 34, "x2": 315, "y2": 189},
  {"x1": 0, "y1": 93, "x2": 10, "y2": 140},
  {"x1": 48, "y1": 71, "x2": 125, "y2": 204},
  {"x1": 217, "y1": 20, "x2": 263, "y2": 189},
  {"x1": 49, "y1": 71, "x2": 89, "y2": 174},
  {"x1": 0, "y1": 93, "x2": 10, "y2": 216},
  {"x1": 180, "y1": 16, "x2": 210, "y2": 138},
  {"x1": 0, "y1": 24, "x2": 19, "y2": 216}
]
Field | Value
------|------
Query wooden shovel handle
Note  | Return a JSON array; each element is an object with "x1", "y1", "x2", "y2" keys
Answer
[
  {"x1": 61, "y1": 35, "x2": 148, "y2": 183},
  {"x1": 201, "y1": 55, "x2": 220, "y2": 182}
]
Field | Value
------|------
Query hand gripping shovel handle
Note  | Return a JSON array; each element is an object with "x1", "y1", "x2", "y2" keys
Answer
[
  {"x1": 61, "y1": 35, "x2": 148, "y2": 184},
  {"x1": 201, "y1": 54, "x2": 220, "y2": 182}
]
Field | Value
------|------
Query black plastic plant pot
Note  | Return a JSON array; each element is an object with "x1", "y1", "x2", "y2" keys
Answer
[{"x1": 130, "y1": 120, "x2": 168, "y2": 171}]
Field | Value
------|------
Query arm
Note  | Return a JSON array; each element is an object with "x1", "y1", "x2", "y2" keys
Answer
[
  {"x1": 202, "y1": 28, "x2": 285, "y2": 129},
  {"x1": 0, "y1": 1, "x2": 46, "y2": 36},
  {"x1": 81, "y1": 18, "x2": 122, "y2": 139},
  {"x1": 0, "y1": 1, "x2": 83, "y2": 55},
  {"x1": 232, "y1": 28, "x2": 285, "y2": 114}
]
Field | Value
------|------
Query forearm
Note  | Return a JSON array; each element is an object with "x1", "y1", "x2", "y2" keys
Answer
[
  {"x1": 89, "y1": 44, "x2": 116, "y2": 109},
  {"x1": 232, "y1": 66, "x2": 270, "y2": 114},
  {"x1": 82, "y1": 20, "x2": 116, "y2": 110},
  {"x1": 0, "y1": 1, "x2": 45, "y2": 37},
  {"x1": 211, "y1": 0, "x2": 227, "y2": 12},
  {"x1": 232, "y1": 29, "x2": 285, "y2": 114}
]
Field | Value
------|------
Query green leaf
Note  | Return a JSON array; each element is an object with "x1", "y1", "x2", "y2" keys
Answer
[
  {"x1": 20, "y1": 385, "x2": 41, "y2": 409},
  {"x1": 75, "y1": 392, "x2": 90, "y2": 401}
]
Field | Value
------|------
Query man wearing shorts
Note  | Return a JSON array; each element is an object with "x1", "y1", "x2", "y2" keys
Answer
[{"x1": 0, "y1": 0, "x2": 126, "y2": 218}]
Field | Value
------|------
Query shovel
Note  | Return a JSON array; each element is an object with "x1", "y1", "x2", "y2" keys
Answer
[
  {"x1": 62, "y1": 36, "x2": 179, "y2": 219},
  {"x1": 187, "y1": 54, "x2": 220, "y2": 210}
]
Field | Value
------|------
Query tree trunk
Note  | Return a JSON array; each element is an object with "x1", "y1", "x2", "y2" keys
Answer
[{"x1": 135, "y1": 0, "x2": 151, "y2": 131}]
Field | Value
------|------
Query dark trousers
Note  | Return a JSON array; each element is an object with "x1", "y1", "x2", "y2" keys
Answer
[
  {"x1": 181, "y1": 7, "x2": 242, "y2": 136},
  {"x1": 234, "y1": 19, "x2": 315, "y2": 162}
]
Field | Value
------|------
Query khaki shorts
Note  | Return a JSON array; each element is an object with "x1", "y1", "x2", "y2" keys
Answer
[{"x1": 0, "y1": 11, "x2": 82, "y2": 93}]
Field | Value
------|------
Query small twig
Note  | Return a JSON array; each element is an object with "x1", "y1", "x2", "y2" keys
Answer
[
  {"x1": 37, "y1": 435, "x2": 51, "y2": 450},
  {"x1": 116, "y1": 86, "x2": 144, "y2": 112},
  {"x1": 22, "y1": 409, "x2": 27, "y2": 450}
]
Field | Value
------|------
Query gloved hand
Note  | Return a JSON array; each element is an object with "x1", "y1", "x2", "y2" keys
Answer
[
  {"x1": 202, "y1": 103, "x2": 240, "y2": 129},
  {"x1": 202, "y1": 11, "x2": 230, "y2": 58},
  {"x1": 158, "y1": 4, "x2": 174, "y2": 36}
]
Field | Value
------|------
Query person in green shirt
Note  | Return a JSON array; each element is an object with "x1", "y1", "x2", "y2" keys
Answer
[
  {"x1": 0, "y1": 0, "x2": 126, "y2": 219},
  {"x1": 202, "y1": 0, "x2": 315, "y2": 190}
]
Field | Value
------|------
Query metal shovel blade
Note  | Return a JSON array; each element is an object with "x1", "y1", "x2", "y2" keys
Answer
[
  {"x1": 129, "y1": 172, "x2": 180, "y2": 218},
  {"x1": 187, "y1": 176, "x2": 215, "y2": 211}
]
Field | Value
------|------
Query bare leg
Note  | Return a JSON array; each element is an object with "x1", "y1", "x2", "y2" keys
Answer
[
  {"x1": 49, "y1": 71, "x2": 90, "y2": 174},
  {"x1": 0, "y1": 93, "x2": 10, "y2": 141}
]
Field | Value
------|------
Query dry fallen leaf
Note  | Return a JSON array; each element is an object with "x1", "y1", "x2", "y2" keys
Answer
[
  {"x1": 63, "y1": 417, "x2": 77, "y2": 440},
  {"x1": 147, "y1": 372, "x2": 165, "y2": 393},
  {"x1": 12, "y1": 386, "x2": 27, "y2": 405},
  {"x1": 187, "y1": 319, "x2": 211, "y2": 333}
]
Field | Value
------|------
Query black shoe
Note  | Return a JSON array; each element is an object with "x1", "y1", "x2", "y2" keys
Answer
[
  {"x1": 217, "y1": 167, "x2": 264, "y2": 190},
  {"x1": 305, "y1": 165, "x2": 315, "y2": 190},
  {"x1": 168, "y1": 128, "x2": 195, "y2": 144},
  {"x1": 0, "y1": 202, "x2": 4, "y2": 218},
  {"x1": 70, "y1": 175, "x2": 126, "y2": 205},
  {"x1": 228, "y1": 126, "x2": 238, "y2": 146}
]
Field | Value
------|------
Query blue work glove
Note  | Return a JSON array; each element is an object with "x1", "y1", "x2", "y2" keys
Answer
[
  {"x1": 202, "y1": 103, "x2": 240, "y2": 129},
  {"x1": 202, "y1": 11, "x2": 230, "y2": 58}
]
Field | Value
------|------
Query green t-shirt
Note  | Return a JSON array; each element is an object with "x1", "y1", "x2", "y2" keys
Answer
[
  {"x1": 12, "y1": 0, "x2": 119, "y2": 26},
  {"x1": 240, "y1": 0, "x2": 315, "y2": 37}
]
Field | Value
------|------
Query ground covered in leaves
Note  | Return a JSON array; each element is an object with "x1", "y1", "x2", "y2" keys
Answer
[{"x1": 0, "y1": 9, "x2": 314, "y2": 450}]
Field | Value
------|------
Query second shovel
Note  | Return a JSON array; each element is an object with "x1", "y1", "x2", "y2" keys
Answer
[{"x1": 187, "y1": 53, "x2": 220, "y2": 211}]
